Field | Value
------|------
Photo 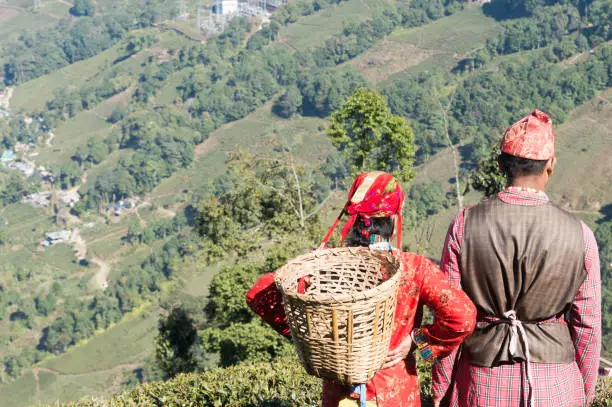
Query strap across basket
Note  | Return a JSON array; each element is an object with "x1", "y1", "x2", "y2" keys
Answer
[{"x1": 274, "y1": 247, "x2": 402, "y2": 385}]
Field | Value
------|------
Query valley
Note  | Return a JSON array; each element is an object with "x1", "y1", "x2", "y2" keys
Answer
[{"x1": 0, "y1": 0, "x2": 609, "y2": 405}]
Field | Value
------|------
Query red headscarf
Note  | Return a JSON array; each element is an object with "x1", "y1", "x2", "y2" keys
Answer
[
  {"x1": 500, "y1": 109, "x2": 555, "y2": 160},
  {"x1": 319, "y1": 171, "x2": 404, "y2": 249}
]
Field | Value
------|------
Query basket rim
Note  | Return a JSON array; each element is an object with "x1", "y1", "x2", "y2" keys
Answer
[{"x1": 274, "y1": 247, "x2": 402, "y2": 305}]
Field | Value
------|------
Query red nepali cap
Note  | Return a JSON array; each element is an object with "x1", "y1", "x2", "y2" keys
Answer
[
  {"x1": 319, "y1": 171, "x2": 404, "y2": 249},
  {"x1": 500, "y1": 109, "x2": 555, "y2": 160}
]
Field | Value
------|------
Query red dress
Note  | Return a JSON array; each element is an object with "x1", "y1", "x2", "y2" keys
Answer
[{"x1": 247, "y1": 251, "x2": 477, "y2": 407}]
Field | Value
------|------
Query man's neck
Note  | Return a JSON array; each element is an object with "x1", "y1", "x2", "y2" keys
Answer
[{"x1": 509, "y1": 177, "x2": 547, "y2": 192}]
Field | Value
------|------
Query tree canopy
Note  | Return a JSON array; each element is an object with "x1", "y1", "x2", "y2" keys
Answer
[
  {"x1": 71, "y1": 0, "x2": 95, "y2": 17},
  {"x1": 328, "y1": 88, "x2": 416, "y2": 183}
]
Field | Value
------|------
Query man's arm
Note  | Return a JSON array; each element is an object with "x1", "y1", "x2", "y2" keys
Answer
[
  {"x1": 568, "y1": 222, "x2": 601, "y2": 403},
  {"x1": 432, "y1": 211, "x2": 465, "y2": 403}
]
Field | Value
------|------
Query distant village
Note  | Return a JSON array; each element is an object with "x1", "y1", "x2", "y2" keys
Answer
[
  {"x1": 1, "y1": 89, "x2": 47, "y2": 178},
  {"x1": 0, "y1": 86, "x2": 140, "y2": 258}
]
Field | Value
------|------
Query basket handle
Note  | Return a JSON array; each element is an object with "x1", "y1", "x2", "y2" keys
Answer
[{"x1": 318, "y1": 205, "x2": 346, "y2": 250}]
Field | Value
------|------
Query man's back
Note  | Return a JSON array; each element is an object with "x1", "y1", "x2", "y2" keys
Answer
[
  {"x1": 460, "y1": 196, "x2": 586, "y2": 366},
  {"x1": 433, "y1": 189, "x2": 601, "y2": 407},
  {"x1": 432, "y1": 110, "x2": 601, "y2": 407}
]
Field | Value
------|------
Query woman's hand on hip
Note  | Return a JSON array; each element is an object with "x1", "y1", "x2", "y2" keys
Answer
[{"x1": 381, "y1": 335, "x2": 413, "y2": 369}]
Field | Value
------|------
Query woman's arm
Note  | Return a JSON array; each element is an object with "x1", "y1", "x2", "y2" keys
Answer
[
  {"x1": 414, "y1": 255, "x2": 476, "y2": 361},
  {"x1": 245, "y1": 273, "x2": 292, "y2": 339}
]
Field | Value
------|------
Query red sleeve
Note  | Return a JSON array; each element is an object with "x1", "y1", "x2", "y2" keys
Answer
[
  {"x1": 569, "y1": 221, "x2": 601, "y2": 403},
  {"x1": 433, "y1": 211, "x2": 465, "y2": 399},
  {"x1": 246, "y1": 273, "x2": 292, "y2": 339},
  {"x1": 417, "y1": 256, "x2": 476, "y2": 359}
]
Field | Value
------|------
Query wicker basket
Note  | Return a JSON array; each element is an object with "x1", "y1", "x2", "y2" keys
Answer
[{"x1": 274, "y1": 247, "x2": 402, "y2": 384}]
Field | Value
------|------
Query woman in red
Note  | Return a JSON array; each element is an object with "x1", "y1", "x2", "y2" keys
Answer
[{"x1": 246, "y1": 171, "x2": 476, "y2": 406}]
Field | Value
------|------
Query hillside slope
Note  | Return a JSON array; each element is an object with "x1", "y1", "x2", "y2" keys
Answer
[{"x1": 0, "y1": 0, "x2": 609, "y2": 405}]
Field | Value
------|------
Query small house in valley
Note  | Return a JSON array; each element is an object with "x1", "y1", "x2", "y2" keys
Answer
[
  {"x1": 42, "y1": 230, "x2": 71, "y2": 247},
  {"x1": 1, "y1": 150, "x2": 15, "y2": 163}
]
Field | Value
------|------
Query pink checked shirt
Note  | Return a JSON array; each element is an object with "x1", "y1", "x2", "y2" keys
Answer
[{"x1": 432, "y1": 188, "x2": 601, "y2": 407}]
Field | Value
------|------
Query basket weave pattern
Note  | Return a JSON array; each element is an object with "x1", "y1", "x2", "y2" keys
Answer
[{"x1": 274, "y1": 247, "x2": 401, "y2": 384}]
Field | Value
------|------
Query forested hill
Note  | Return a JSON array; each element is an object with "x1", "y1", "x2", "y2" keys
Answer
[{"x1": 0, "y1": 0, "x2": 610, "y2": 405}]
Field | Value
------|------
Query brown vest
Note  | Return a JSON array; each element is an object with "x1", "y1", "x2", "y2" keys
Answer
[{"x1": 460, "y1": 196, "x2": 586, "y2": 367}]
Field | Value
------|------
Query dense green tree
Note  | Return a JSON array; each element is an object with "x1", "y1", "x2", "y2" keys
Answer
[
  {"x1": 90, "y1": 295, "x2": 122, "y2": 330},
  {"x1": 125, "y1": 33, "x2": 157, "y2": 56},
  {"x1": 406, "y1": 182, "x2": 449, "y2": 225},
  {"x1": 86, "y1": 137, "x2": 110, "y2": 165},
  {"x1": 10, "y1": 298, "x2": 35, "y2": 329},
  {"x1": 272, "y1": 86, "x2": 302, "y2": 118},
  {"x1": 246, "y1": 21, "x2": 281, "y2": 50},
  {"x1": 328, "y1": 88, "x2": 416, "y2": 183},
  {"x1": 55, "y1": 163, "x2": 83, "y2": 189},
  {"x1": 299, "y1": 69, "x2": 365, "y2": 117},
  {"x1": 39, "y1": 318, "x2": 73, "y2": 354},
  {"x1": 126, "y1": 221, "x2": 141, "y2": 245},
  {"x1": 155, "y1": 307, "x2": 198, "y2": 378},
  {"x1": 107, "y1": 108, "x2": 125, "y2": 124},
  {"x1": 382, "y1": 73, "x2": 449, "y2": 161},
  {"x1": 141, "y1": 227, "x2": 155, "y2": 245},
  {"x1": 196, "y1": 150, "x2": 321, "y2": 261},
  {"x1": 553, "y1": 36, "x2": 579, "y2": 61},
  {"x1": 71, "y1": 0, "x2": 95, "y2": 16},
  {"x1": 3, "y1": 349, "x2": 43, "y2": 378},
  {"x1": 0, "y1": 170, "x2": 38, "y2": 206},
  {"x1": 204, "y1": 263, "x2": 261, "y2": 327},
  {"x1": 471, "y1": 146, "x2": 507, "y2": 197},
  {"x1": 35, "y1": 293, "x2": 57, "y2": 317},
  {"x1": 202, "y1": 320, "x2": 293, "y2": 367}
]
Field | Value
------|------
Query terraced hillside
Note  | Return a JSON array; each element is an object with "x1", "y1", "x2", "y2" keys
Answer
[
  {"x1": 0, "y1": 0, "x2": 609, "y2": 405},
  {"x1": 350, "y1": 6, "x2": 501, "y2": 83}
]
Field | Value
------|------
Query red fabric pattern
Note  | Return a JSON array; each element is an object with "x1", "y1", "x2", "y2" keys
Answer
[
  {"x1": 320, "y1": 172, "x2": 405, "y2": 249},
  {"x1": 247, "y1": 252, "x2": 476, "y2": 407},
  {"x1": 246, "y1": 273, "x2": 291, "y2": 339},
  {"x1": 500, "y1": 109, "x2": 555, "y2": 160},
  {"x1": 432, "y1": 188, "x2": 602, "y2": 407}
]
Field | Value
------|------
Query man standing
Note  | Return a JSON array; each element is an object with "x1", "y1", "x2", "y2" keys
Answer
[{"x1": 432, "y1": 109, "x2": 601, "y2": 407}]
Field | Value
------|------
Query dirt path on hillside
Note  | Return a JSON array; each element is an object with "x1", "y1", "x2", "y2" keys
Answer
[
  {"x1": 1, "y1": 87, "x2": 13, "y2": 110},
  {"x1": 91, "y1": 257, "x2": 111, "y2": 289},
  {"x1": 70, "y1": 228, "x2": 87, "y2": 260},
  {"x1": 67, "y1": 229, "x2": 113, "y2": 290},
  {"x1": 194, "y1": 133, "x2": 219, "y2": 157},
  {"x1": 46, "y1": 132, "x2": 55, "y2": 147},
  {"x1": 33, "y1": 367, "x2": 40, "y2": 394},
  {"x1": 87, "y1": 228, "x2": 128, "y2": 245},
  {"x1": 152, "y1": 22, "x2": 204, "y2": 43},
  {"x1": 135, "y1": 207, "x2": 148, "y2": 228}
]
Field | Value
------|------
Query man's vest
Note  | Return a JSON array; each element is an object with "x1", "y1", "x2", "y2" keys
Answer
[{"x1": 460, "y1": 196, "x2": 586, "y2": 367}]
